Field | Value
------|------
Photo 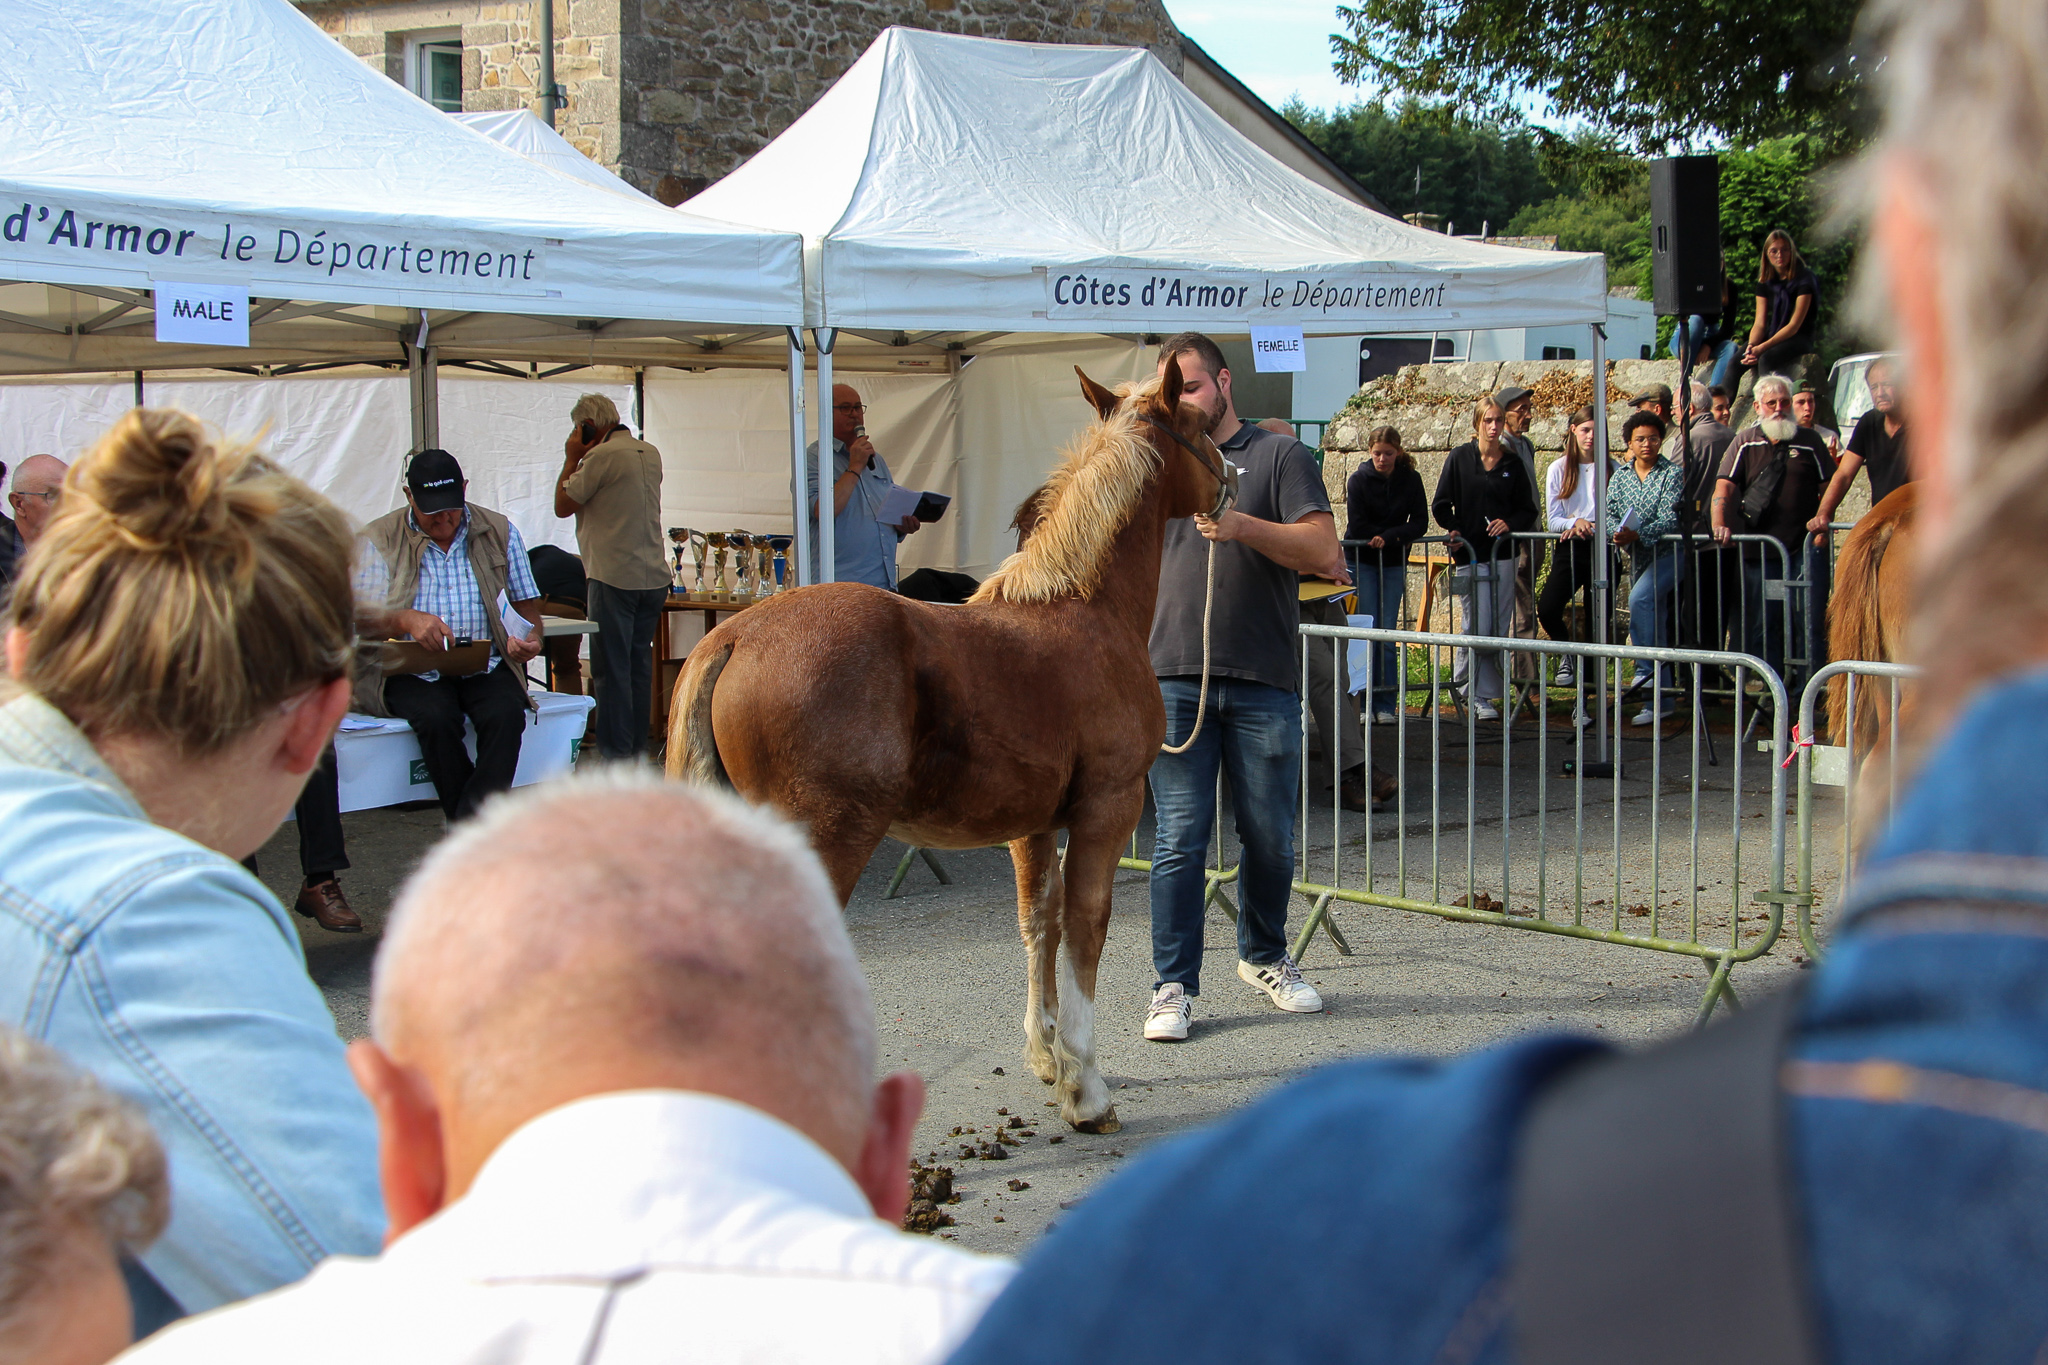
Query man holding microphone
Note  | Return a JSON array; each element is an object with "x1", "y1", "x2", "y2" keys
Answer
[{"x1": 809, "y1": 383, "x2": 920, "y2": 589}]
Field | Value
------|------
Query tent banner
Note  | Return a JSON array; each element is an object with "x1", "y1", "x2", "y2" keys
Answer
[
  {"x1": 1045, "y1": 268, "x2": 1452, "y2": 328},
  {"x1": 0, "y1": 187, "x2": 550, "y2": 301}
]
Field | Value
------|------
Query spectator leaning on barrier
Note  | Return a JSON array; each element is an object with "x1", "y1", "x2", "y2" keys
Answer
[
  {"x1": 1536, "y1": 405, "x2": 1611, "y2": 692},
  {"x1": 120, "y1": 774, "x2": 1014, "y2": 1365},
  {"x1": 555, "y1": 393, "x2": 668, "y2": 762},
  {"x1": 1712, "y1": 373, "x2": 1835, "y2": 690},
  {"x1": 0, "y1": 410, "x2": 382, "y2": 1332},
  {"x1": 1607, "y1": 410, "x2": 1684, "y2": 722},
  {"x1": 945, "y1": 4, "x2": 2048, "y2": 1356},
  {"x1": 1813, "y1": 355, "x2": 1912, "y2": 530},
  {"x1": 1493, "y1": 386, "x2": 1543, "y2": 667},
  {"x1": 1432, "y1": 396, "x2": 1536, "y2": 721},
  {"x1": 356, "y1": 449, "x2": 545, "y2": 822},
  {"x1": 0, "y1": 1025, "x2": 167, "y2": 1365},
  {"x1": 1344, "y1": 425, "x2": 1429, "y2": 725},
  {"x1": 1678, "y1": 380, "x2": 1742, "y2": 657},
  {"x1": 1143, "y1": 333, "x2": 1349, "y2": 1045}
]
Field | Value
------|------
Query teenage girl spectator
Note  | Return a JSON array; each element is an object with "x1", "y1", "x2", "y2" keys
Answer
[
  {"x1": 1432, "y1": 398, "x2": 1536, "y2": 720},
  {"x1": 1607, "y1": 410, "x2": 1685, "y2": 724},
  {"x1": 1742, "y1": 229, "x2": 1821, "y2": 380},
  {"x1": 1343, "y1": 426, "x2": 1428, "y2": 723},
  {"x1": 1536, "y1": 406, "x2": 1612, "y2": 690},
  {"x1": 0, "y1": 411, "x2": 382, "y2": 1334}
]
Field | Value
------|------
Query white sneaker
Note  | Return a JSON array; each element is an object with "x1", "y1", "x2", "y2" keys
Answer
[
  {"x1": 1554, "y1": 662, "x2": 1575, "y2": 689},
  {"x1": 1144, "y1": 982, "x2": 1191, "y2": 1041},
  {"x1": 1632, "y1": 705, "x2": 1677, "y2": 726},
  {"x1": 1238, "y1": 957, "x2": 1324, "y2": 1013},
  {"x1": 1472, "y1": 699, "x2": 1501, "y2": 721},
  {"x1": 1372, "y1": 706, "x2": 1398, "y2": 725}
]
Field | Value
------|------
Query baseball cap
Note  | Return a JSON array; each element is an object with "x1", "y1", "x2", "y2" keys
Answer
[
  {"x1": 1494, "y1": 385, "x2": 1534, "y2": 408},
  {"x1": 1630, "y1": 384, "x2": 1673, "y2": 409},
  {"x1": 406, "y1": 448, "x2": 466, "y2": 514}
]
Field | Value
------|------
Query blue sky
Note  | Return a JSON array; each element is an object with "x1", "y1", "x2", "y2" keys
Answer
[{"x1": 1164, "y1": 0, "x2": 1367, "y2": 113}]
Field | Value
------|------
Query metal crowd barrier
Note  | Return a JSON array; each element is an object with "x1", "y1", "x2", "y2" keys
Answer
[{"x1": 1792, "y1": 659, "x2": 1920, "y2": 960}]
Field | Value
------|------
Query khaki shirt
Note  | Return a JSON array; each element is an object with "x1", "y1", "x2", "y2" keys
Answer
[{"x1": 562, "y1": 430, "x2": 668, "y2": 590}]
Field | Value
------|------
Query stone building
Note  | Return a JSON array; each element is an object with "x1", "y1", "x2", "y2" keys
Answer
[{"x1": 293, "y1": 1, "x2": 1384, "y2": 209}]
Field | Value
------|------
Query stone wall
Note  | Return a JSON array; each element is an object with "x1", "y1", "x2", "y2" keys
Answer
[{"x1": 298, "y1": 0, "x2": 1183, "y2": 204}]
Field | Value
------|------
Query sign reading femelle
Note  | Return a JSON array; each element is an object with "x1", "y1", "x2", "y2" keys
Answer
[
  {"x1": 1250, "y1": 325, "x2": 1306, "y2": 373},
  {"x1": 155, "y1": 280, "x2": 249, "y2": 347},
  {"x1": 0, "y1": 195, "x2": 549, "y2": 301},
  {"x1": 1045, "y1": 268, "x2": 1454, "y2": 326}
]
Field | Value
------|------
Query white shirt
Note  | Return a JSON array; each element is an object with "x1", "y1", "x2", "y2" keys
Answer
[
  {"x1": 1545, "y1": 455, "x2": 1611, "y2": 533},
  {"x1": 119, "y1": 1091, "x2": 1015, "y2": 1365}
]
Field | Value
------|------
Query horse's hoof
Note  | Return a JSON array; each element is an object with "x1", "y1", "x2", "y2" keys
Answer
[{"x1": 1069, "y1": 1107, "x2": 1121, "y2": 1134}]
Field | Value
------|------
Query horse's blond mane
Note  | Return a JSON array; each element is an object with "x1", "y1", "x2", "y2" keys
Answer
[{"x1": 968, "y1": 379, "x2": 1164, "y2": 605}]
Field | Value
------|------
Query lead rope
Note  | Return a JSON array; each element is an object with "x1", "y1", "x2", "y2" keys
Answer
[{"x1": 1161, "y1": 537, "x2": 1217, "y2": 754}]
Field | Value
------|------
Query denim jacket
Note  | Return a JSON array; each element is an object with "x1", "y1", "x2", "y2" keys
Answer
[
  {"x1": 949, "y1": 665, "x2": 2048, "y2": 1365},
  {"x1": 0, "y1": 690, "x2": 382, "y2": 1317}
]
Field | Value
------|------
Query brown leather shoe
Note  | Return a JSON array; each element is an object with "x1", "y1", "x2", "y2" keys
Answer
[
  {"x1": 295, "y1": 879, "x2": 363, "y2": 933},
  {"x1": 1339, "y1": 771, "x2": 1375, "y2": 813},
  {"x1": 1370, "y1": 764, "x2": 1400, "y2": 807}
]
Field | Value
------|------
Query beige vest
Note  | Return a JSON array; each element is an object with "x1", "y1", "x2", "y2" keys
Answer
[{"x1": 356, "y1": 504, "x2": 531, "y2": 714}]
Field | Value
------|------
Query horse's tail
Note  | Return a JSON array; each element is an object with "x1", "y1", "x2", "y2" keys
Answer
[
  {"x1": 1826, "y1": 496, "x2": 1910, "y2": 750},
  {"x1": 668, "y1": 641, "x2": 733, "y2": 789}
]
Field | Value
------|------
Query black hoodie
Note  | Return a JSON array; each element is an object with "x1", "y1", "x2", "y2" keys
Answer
[{"x1": 1343, "y1": 462, "x2": 1429, "y2": 568}]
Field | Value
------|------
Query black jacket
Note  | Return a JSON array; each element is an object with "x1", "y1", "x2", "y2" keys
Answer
[
  {"x1": 1343, "y1": 463, "x2": 1429, "y2": 568},
  {"x1": 1433, "y1": 442, "x2": 1537, "y2": 564}
]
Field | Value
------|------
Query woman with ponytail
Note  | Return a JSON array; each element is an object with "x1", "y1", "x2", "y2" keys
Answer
[{"x1": 0, "y1": 411, "x2": 381, "y2": 1335}]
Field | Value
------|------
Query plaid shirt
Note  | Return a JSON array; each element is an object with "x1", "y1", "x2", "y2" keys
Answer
[
  {"x1": 1605, "y1": 455, "x2": 1684, "y2": 565},
  {"x1": 354, "y1": 510, "x2": 540, "y2": 680}
]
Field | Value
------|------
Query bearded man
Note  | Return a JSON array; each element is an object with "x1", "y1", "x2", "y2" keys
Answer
[{"x1": 1711, "y1": 372, "x2": 1836, "y2": 689}]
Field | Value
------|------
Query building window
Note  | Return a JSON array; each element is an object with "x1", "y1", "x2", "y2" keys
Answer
[
  {"x1": 1541, "y1": 345, "x2": 1577, "y2": 361},
  {"x1": 407, "y1": 33, "x2": 463, "y2": 113}
]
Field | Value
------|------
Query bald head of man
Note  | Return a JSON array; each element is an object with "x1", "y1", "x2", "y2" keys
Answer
[
  {"x1": 9, "y1": 455, "x2": 66, "y2": 545},
  {"x1": 347, "y1": 772, "x2": 924, "y2": 1239}
]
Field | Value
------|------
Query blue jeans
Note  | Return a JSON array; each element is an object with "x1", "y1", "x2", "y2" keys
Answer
[
  {"x1": 1353, "y1": 560, "x2": 1406, "y2": 708},
  {"x1": 1683, "y1": 314, "x2": 1741, "y2": 392},
  {"x1": 1627, "y1": 548, "x2": 1679, "y2": 687},
  {"x1": 1742, "y1": 537, "x2": 1832, "y2": 689},
  {"x1": 1150, "y1": 678, "x2": 1301, "y2": 994}
]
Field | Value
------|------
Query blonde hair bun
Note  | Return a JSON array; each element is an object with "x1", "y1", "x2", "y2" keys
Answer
[{"x1": 11, "y1": 409, "x2": 358, "y2": 753}]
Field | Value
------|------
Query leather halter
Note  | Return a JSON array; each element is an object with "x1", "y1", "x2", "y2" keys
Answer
[{"x1": 1140, "y1": 415, "x2": 1238, "y2": 519}]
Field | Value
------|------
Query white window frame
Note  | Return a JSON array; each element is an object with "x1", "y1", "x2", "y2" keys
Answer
[{"x1": 404, "y1": 29, "x2": 464, "y2": 113}]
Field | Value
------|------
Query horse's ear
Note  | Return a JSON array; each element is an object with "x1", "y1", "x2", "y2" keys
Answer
[
  {"x1": 1075, "y1": 367, "x2": 1121, "y2": 420},
  {"x1": 1159, "y1": 352, "x2": 1184, "y2": 414}
]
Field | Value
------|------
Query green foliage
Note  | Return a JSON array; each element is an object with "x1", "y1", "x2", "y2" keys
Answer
[
  {"x1": 1503, "y1": 165, "x2": 1651, "y2": 293},
  {"x1": 1330, "y1": 0, "x2": 1873, "y2": 157},
  {"x1": 1283, "y1": 98, "x2": 1558, "y2": 232}
]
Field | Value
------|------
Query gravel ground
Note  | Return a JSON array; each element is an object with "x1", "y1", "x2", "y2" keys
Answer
[{"x1": 264, "y1": 704, "x2": 1836, "y2": 1259}]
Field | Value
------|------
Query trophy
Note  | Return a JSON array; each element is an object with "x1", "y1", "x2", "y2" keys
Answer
[
  {"x1": 729, "y1": 531, "x2": 757, "y2": 600},
  {"x1": 687, "y1": 529, "x2": 710, "y2": 599},
  {"x1": 705, "y1": 532, "x2": 730, "y2": 600},
  {"x1": 667, "y1": 527, "x2": 692, "y2": 593},
  {"x1": 758, "y1": 536, "x2": 781, "y2": 596}
]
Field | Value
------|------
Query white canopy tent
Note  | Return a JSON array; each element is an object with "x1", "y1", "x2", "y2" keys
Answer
[
  {"x1": 686, "y1": 27, "x2": 1610, "y2": 582},
  {"x1": 0, "y1": 0, "x2": 808, "y2": 477}
]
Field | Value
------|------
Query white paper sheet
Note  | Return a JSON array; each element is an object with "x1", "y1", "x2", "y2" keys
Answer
[
  {"x1": 1345, "y1": 614, "x2": 1375, "y2": 695},
  {"x1": 874, "y1": 482, "x2": 923, "y2": 525}
]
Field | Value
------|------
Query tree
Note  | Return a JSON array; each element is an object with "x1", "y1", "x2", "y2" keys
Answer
[
  {"x1": 1330, "y1": 0, "x2": 1873, "y2": 158},
  {"x1": 1284, "y1": 98, "x2": 1559, "y2": 232}
]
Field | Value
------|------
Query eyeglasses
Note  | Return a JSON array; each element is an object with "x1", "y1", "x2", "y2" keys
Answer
[
  {"x1": 833, "y1": 402, "x2": 866, "y2": 413},
  {"x1": 12, "y1": 490, "x2": 57, "y2": 503}
]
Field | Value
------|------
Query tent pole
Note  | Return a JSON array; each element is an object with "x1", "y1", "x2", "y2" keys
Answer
[
  {"x1": 815, "y1": 327, "x2": 837, "y2": 585},
  {"x1": 132, "y1": 371, "x2": 143, "y2": 408},
  {"x1": 422, "y1": 344, "x2": 440, "y2": 449},
  {"x1": 633, "y1": 366, "x2": 645, "y2": 437},
  {"x1": 787, "y1": 328, "x2": 812, "y2": 586},
  {"x1": 1590, "y1": 322, "x2": 1609, "y2": 764},
  {"x1": 537, "y1": 1, "x2": 560, "y2": 129}
]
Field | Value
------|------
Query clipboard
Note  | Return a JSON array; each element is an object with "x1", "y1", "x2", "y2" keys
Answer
[
  {"x1": 1298, "y1": 580, "x2": 1356, "y2": 604},
  {"x1": 379, "y1": 639, "x2": 491, "y2": 676}
]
